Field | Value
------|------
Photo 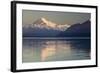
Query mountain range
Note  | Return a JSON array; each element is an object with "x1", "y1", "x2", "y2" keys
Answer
[
  {"x1": 59, "y1": 20, "x2": 91, "y2": 37},
  {"x1": 23, "y1": 18, "x2": 90, "y2": 37}
]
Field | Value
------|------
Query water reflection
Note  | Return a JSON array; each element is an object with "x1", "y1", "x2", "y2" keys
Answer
[{"x1": 22, "y1": 39, "x2": 90, "y2": 63}]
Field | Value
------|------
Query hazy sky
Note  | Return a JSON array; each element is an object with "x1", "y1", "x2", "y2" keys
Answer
[{"x1": 22, "y1": 10, "x2": 90, "y2": 26}]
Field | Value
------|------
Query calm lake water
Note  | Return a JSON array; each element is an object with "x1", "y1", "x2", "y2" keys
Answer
[{"x1": 22, "y1": 38, "x2": 90, "y2": 63}]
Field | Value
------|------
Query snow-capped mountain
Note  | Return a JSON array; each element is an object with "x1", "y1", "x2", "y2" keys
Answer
[
  {"x1": 24, "y1": 17, "x2": 70, "y2": 31},
  {"x1": 33, "y1": 18, "x2": 57, "y2": 29},
  {"x1": 23, "y1": 17, "x2": 71, "y2": 37},
  {"x1": 23, "y1": 18, "x2": 90, "y2": 37}
]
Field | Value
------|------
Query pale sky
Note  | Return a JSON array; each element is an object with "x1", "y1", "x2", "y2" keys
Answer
[{"x1": 22, "y1": 10, "x2": 90, "y2": 26}]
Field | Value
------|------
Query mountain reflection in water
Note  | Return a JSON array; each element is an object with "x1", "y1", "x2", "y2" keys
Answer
[{"x1": 22, "y1": 39, "x2": 90, "y2": 63}]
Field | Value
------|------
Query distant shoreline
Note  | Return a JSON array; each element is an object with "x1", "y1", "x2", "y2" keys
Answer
[{"x1": 23, "y1": 37, "x2": 90, "y2": 39}]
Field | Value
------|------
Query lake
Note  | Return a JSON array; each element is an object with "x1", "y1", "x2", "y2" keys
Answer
[{"x1": 22, "y1": 38, "x2": 90, "y2": 63}]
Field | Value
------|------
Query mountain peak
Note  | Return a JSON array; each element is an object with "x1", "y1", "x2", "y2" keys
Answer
[
  {"x1": 25, "y1": 17, "x2": 70, "y2": 31},
  {"x1": 39, "y1": 17, "x2": 48, "y2": 24},
  {"x1": 33, "y1": 17, "x2": 57, "y2": 28},
  {"x1": 41, "y1": 17, "x2": 47, "y2": 22}
]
